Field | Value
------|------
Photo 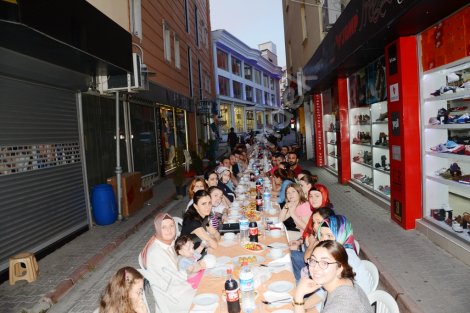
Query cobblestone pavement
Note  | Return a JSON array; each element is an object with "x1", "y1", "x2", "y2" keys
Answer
[
  {"x1": 0, "y1": 178, "x2": 179, "y2": 313},
  {"x1": 303, "y1": 162, "x2": 470, "y2": 313}
]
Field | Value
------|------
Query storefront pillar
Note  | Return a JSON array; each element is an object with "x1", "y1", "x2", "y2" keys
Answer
[
  {"x1": 385, "y1": 36, "x2": 422, "y2": 229},
  {"x1": 336, "y1": 78, "x2": 351, "y2": 184}
]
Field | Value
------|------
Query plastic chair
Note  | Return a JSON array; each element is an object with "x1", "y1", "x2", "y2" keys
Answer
[
  {"x1": 368, "y1": 290, "x2": 400, "y2": 313},
  {"x1": 362, "y1": 260, "x2": 379, "y2": 294},
  {"x1": 183, "y1": 150, "x2": 192, "y2": 172},
  {"x1": 355, "y1": 239, "x2": 361, "y2": 254},
  {"x1": 173, "y1": 216, "x2": 183, "y2": 236}
]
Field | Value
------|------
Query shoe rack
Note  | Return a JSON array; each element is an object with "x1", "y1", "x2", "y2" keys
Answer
[
  {"x1": 324, "y1": 113, "x2": 337, "y2": 173},
  {"x1": 420, "y1": 56, "x2": 470, "y2": 242},
  {"x1": 349, "y1": 100, "x2": 391, "y2": 200}
]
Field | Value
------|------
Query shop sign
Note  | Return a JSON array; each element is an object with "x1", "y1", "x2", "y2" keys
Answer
[
  {"x1": 393, "y1": 199, "x2": 402, "y2": 222},
  {"x1": 392, "y1": 145, "x2": 401, "y2": 161},
  {"x1": 387, "y1": 44, "x2": 398, "y2": 75},
  {"x1": 313, "y1": 94, "x2": 325, "y2": 167},
  {"x1": 391, "y1": 112, "x2": 400, "y2": 136},
  {"x1": 197, "y1": 100, "x2": 211, "y2": 114}
]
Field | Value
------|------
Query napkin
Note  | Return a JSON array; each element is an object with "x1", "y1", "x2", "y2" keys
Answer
[
  {"x1": 267, "y1": 254, "x2": 293, "y2": 273},
  {"x1": 262, "y1": 291, "x2": 293, "y2": 308},
  {"x1": 190, "y1": 302, "x2": 219, "y2": 313}
]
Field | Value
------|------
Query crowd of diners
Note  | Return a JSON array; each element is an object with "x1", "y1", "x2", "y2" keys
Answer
[{"x1": 95, "y1": 142, "x2": 373, "y2": 313}]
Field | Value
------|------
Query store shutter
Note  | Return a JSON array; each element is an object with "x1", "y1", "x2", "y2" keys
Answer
[{"x1": 0, "y1": 76, "x2": 88, "y2": 272}]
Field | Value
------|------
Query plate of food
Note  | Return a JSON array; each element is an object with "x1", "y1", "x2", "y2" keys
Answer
[
  {"x1": 245, "y1": 210, "x2": 261, "y2": 221},
  {"x1": 233, "y1": 254, "x2": 265, "y2": 265},
  {"x1": 243, "y1": 242, "x2": 265, "y2": 252}
]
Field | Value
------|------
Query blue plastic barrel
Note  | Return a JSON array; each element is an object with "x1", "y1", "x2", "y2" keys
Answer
[{"x1": 91, "y1": 184, "x2": 118, "y2": 226}]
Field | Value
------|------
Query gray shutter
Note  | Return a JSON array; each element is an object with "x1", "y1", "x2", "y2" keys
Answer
[{"x1": 0, "y1": 76, "x2": 87, "y2": 271}]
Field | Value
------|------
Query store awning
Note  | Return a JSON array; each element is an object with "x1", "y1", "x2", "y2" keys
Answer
[{"x1": 303, "y1": 0, "x2": 470, "y2": 92}]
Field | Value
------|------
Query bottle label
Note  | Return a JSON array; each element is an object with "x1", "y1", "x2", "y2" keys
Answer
[
  {"x1": 226, "y1": 288, "x2": 239, "y2": 302},
  {"x1": 249, "y1": 227, "x2": 258, "y2": 236},
  {"x1": 256, "y1": 198, "x2": 263, "y2": 206},
  {"x1": 239, "y1": 277, "x2": 254, "y2": 291}
]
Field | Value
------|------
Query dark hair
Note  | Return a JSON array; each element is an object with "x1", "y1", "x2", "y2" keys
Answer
[
  {"x1": 302, "y1": 206, "x2": 335, "y2": 240},
  {"x1": 204, "y1": 170, "x2": 217, "y2": 181},
  {"x1": 207, "y1": 185, "x2": 222, "y2": 195},
  {"x1": 287, "y1": 151, "x2": 298, "y2": 158},
  {"x1": 298, "y1": 173, "x2": 316, "y2": 186},
  {"x1": 174, "y1": 235, "x2": 193, "y2": 255},
  {"x1": 299, "y1": 169, "x2": 312, "y2": 176},
  {"x1": 193, "y1": 189, "x2": 210, "y2": 204},
  {"x1": 274, "y1": 168, "x2": 290, "y2": 180},
  {"x1": 313, "y1": 240, "x2": 355, "y2": 280},
  {"x1": 314, "y1": 207, "x2": 336, "y2": 219}
]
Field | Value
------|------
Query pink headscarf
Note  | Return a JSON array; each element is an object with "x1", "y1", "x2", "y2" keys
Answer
[{"x1": 140, "y1": 213, "x2": 176, "y2": 269}]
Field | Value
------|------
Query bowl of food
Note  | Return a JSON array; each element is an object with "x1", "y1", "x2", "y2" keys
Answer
[{"x1": 243, "y1": 242, "x2": 265, "y2": 252}]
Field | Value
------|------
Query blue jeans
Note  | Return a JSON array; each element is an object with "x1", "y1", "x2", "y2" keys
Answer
[{"x1": 290, "y1": 250, "x2": 307, "y2": 283}]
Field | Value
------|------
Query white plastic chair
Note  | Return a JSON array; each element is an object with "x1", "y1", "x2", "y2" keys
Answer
[
  {"x1": 361, "y1": 260, "x2": 379, "y2": 294},
  {"x1": 173, "y1": 216, "x2": 183, "y2": 236},
  {"x1": 355, "y1": 239, "x2": 361, "y2": 254},
  {"x1": 183, "y1": 150, "x2": 192, "y2": 171},
  {"x1": 368, "y1": 290, "x2": 400, "y2": 313}
]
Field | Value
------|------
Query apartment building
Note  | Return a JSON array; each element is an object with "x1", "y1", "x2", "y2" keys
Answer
[{"x1": 212, "y1": 29, "x2": 282, "y2": 139}]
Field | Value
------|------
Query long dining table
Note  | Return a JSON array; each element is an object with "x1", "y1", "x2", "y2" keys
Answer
[{"x1": 190, "y1": 205, "x2": 297, "y2": 313}]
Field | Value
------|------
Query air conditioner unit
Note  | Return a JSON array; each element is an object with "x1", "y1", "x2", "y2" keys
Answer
[{"x1": 96, "y1": 53, "x2": 149, "y2": 93}]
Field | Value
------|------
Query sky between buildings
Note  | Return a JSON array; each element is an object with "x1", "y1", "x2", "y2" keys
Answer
[{"x1": 209, "y1": 0, "x2": 287, "y2": 67}]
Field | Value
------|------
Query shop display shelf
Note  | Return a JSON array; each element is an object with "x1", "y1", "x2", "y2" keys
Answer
[
  {"x1": 352, "y1": 143, "x2": 372, "y2": 147},
  {"x1": 350, "y1": 123, "x2": 371, "y2": 127},
  {"x1": 424, "y1": 91, "x2": 470, "y2": 103},
  {"x1": 372, "y1": 121, "x2": 388, "y2": 125},
  {"x1": 352, "y1": 178, "x2": 374, "y2": 190},
  {"x1": 373, "y1": 145, "x2": 389, "y2": 150},
  {"x1": 425, "y1": 151, "x2": 470, "y2": 163},
  {"x1": 424, "y1": 217, "x2": 470, "y2": 243},
  {"x1": 326, "y1": 130, "x2": 336, "y2": 133},
  {"x1": 353, "y1": 161, "x2": 372, "y2": 168},
  {"x1": 328, "y1": 154, "x2": 338, "y2": 159},
  {"x1": 373, "y1": 167, "x2": 391, "y2": 175},
  {"x1": 425, "y1": 124, "x2": 470, "y2": 130},
  {"x1": 327, "y1": 142, "x2": 336, "y2": 146},
  {"x1": 374, "y1": 189, "x2": 391, "y2": 199},
  {"x1": 426, "y1": 175, "x2": 470, "y2": 198}
]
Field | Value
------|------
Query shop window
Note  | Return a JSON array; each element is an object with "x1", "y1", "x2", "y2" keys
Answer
[
  {"x1": 244, "y1": 64, "x2": 252, "y2": 80},
  {"x1": 256, "y1": 89, "x2": 262, "y2": 104},
  {"x1": 234, "y1": 106, "x2": 244, "y2": 133},
  {"x1": 204, "y1": 72, "x2": 211, "y2": 93},
  {"x1": 218, "y1": 76, "x2": 230, "y2": 96},
  {"x1": 232, "y1": 57, "x2": 242, "y2": 76},
  {"x1": 271, "y1": 94, "x2": 276, "y2": 106},
  {"x1": 264, "y1": 91, "x2": 269, "y2": 105},
  {"x1": 194, "y1": 5, "x2": 199, "y2": 47},
  {"x1": 246, "y1": 110, "x2": 254, "y2": 131},
  {"x1": 256, "y1": 111, "x2": 263, "y2": 129},
  {"x1": 219, "y1": 103, "x2": 231, "y2": 134},
  {"x1": 233, "y1": 81, "x2": 242, "y2": 99},
  {"x1": 217, "y1": 49, "x2": 228, "y2": 70},
  {"x1": 184, "y1": 0, "x2": 189, "y2": 33},
  {"x1": 263, "y1": 73, "x2": 269, "y2": 88},
  {"x1": 130, "y1": 104, "x2": 158, "y2": 175},
  {"x1": 188, "y1": 47, "x2": 193, "y2": 97},
  {"x1": 160, "y1": 107, "x2": 187, "y2": 171},
  {"x1": 270, "y1": 77, "x2": 275, "y2": 90},
  {"x1": 245, "y1": 85, "x2": 253, "y2": 102},
  {"x1": 254, "y1": 69, "x2": 261, "y2": 85},
  {"x1": 265, "y1": 113, "x2": 271, "y2": 127}
]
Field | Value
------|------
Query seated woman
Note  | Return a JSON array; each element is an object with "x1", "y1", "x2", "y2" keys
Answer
[
  {"x1": 204, "y1": 170, "x2": 219, "y2": 188},
  {"x1": 294, "y1": 240, "x2": 373, "y2": 313},
  {"x1": 298, "y1": 173, "x2": 317, "y2": 198},
  {"x1": 208, "y1": 186, "x2": 229, "y2": 229},
  {"x1": 272, "y1": 168, "x2": 295, "y2": 207},
  {"x1": 139, "y1": 213, "x2": 194, "y2": 312},
  {"x1": 279, "y1": 183, "x2": 311, "y2": 233},
  {"x1": 182, "y1": 190, "x2": 221, "y2": 249},
  {"x1": 290, "y1": 206, "x2": 335, "y2": 282},
  {"x1": 97, "y1": 266, "x2": 148, "y2": 313},
  {"x1": 186, "y1": 177, "x2": 208, "y2": 211},
  {"x1": 215, "y1": 166, "x2": 236, "y2": 202}
]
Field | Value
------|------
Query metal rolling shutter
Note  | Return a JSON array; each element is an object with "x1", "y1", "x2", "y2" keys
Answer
[{"x1": 0, "y1": 76, "x2": 88, "y2": 272}]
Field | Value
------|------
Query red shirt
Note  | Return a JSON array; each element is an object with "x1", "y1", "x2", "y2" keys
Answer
[{"x1": 291, "y1": 164, "x2": 303, "y2": 177}]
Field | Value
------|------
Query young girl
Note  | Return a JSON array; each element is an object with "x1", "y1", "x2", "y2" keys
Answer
[
  {"x1": 175, "y1": 235, "x2": 206, "y2": 289},
  {"x1": 208, "y1": 186, "x2": 229, "y2": 229},
  {"x1": 98, "y1": 266, "x2": 148, "y2": 313}
]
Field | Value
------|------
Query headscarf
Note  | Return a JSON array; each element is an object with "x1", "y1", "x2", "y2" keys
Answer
[
  {"x1": 317, "y1": 215, "x2": 357, "y2": 253},
  {"x1": 302, "y1": 184, "x2": 332, "y2": 239},
  {"x1": 140, "y1": 213, "x2": 176, "y2": 269}
]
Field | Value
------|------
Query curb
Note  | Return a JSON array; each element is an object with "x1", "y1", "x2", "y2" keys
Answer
[
  {"x1": 360, "y1": 243, "x2": 425, "y2": 313},
  {"x1": 43, "y1": 191, "x2": 176, "y2": 306}
]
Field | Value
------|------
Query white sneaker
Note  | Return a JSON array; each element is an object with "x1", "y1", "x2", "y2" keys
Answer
[
  {"x1": 447, "y1": 73, "x2": 460, "y2": 83},
  {"x1": 452, "y1": 221, "x2": 463, "y2": 233}
]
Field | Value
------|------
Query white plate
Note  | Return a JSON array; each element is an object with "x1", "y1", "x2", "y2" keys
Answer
[
  {"x1": 268, "y1": 281, "x2": 294, "y2": 293},
  {"x1": 193, "y1": 293, "x2": 219, "y2": 306},
  {"x1": 232, "y1": 254, "x2": 265, "y2": 264},
  {"x1": 269, "y1": 242, "x2": 288, "y2": 249},
  {"x1": 267, "y1": 251, "x2": 284, "y2": 259}
]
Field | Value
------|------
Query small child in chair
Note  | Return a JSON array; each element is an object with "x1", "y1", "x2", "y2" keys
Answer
[{"x1": 174, "y1": 235, "x2": 207, "y2": 289}]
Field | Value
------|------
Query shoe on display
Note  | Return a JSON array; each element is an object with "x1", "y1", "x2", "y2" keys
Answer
[
  {"x1": 431, "y1": 86, "x2": 456, "y2": 96},
  {"x1": 430, "y1": 143, "x2": 449, "y2": 153},
  {"x1": 466, "y1": 146, "x2": 470, "y2": 156},
  {"x1": 458, "y1": 175, "x2": 470, "y2": 184},
  {"x1": 452, "y1": 221, "x2": 464, "y2": 233},
  {"x1": 449, "y1": 163, "x2": 462, "y2": 178},
  {"x1": 455, "y1": 113, "x2": 470, "y2": 123},
  {"x1": 382, "y1": 186, "x2": 391, "y2": 195},
  {"x1": 437, "y1": 107, "x2": 449, "y2": 124},
  {"x1": 428, "y1": 117, "x2": 440, "y2": 125},
  {"x1": 431, "y1": 208, "x2": 446, "y2": 221},
  {"x1": 446, "y1": 72, "x2": 460, "y2": 83},
  {"x1": 376, "y1": 112, "x2": 388, "y2": 121},
  {"x1": 448, "y1": 105, "x2": 467, "y2": 112}
]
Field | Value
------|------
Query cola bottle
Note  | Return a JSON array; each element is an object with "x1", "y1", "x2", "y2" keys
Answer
[
  {"x1": 255, "y1": 191, "x2": 263, "y2": 211},
  {"x1": 225, "y1": 268, "x2": 241, "y2": 313},
  {"x1": 249, "y1": 221, "x2": 258, "y2": 242}
]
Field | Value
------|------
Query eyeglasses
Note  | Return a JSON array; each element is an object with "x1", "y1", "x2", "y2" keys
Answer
[{"x1": 307, "y1": 258, "x2": 338, "y2": 270}]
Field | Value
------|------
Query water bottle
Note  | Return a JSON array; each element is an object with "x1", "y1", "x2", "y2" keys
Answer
[
  {"x1": 225, "y1": 269, "x2": 241, "y2": 313},
  {"x1": 239, "y1": 262, "x2": 256, "y2": 312},
  {"x1": 263, "y1": 188, "x2": 271, "y2": 212},
  {"x1": 239, "y1": 214, "x2": 249, "y2": 244}
]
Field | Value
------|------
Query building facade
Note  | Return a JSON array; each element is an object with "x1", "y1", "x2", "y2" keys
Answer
[{"x1": 212, "y1": 29, "x2": 282, "y2": 140}]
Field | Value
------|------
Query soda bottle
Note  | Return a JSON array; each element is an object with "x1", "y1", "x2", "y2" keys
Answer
[
  {"x1": 225, "y1": 268, "x2": 241, "y2": 313},
  {"x1": 249, "y1": 221, "x2": 258, "y2": 242},
  {"x1": 239, "y1": 214, "x2": 249, "y2": 244},
  {"x1": 255, "y1": 191, "x2": 263, "y2": 211},
  {"x1": 239, "y1": 262, "x2": 255, "y2": 312},
  {"x1": 249, "y1": 172, "x2": 255, "y2": 182}
]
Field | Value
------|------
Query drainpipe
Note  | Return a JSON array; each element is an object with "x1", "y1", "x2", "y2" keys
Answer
[{"x1": 115, "y1": 91, "x2": 123, "y2": 221}]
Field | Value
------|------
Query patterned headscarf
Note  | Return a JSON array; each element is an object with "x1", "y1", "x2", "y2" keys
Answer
[{"x1": 317, "y1": 215, "x2": 357, "y2": 253}]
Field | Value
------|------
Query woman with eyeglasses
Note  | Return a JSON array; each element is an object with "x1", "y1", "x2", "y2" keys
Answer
[{"x1": 294, "y1": 240, "x2": 373, "y2": 313}]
